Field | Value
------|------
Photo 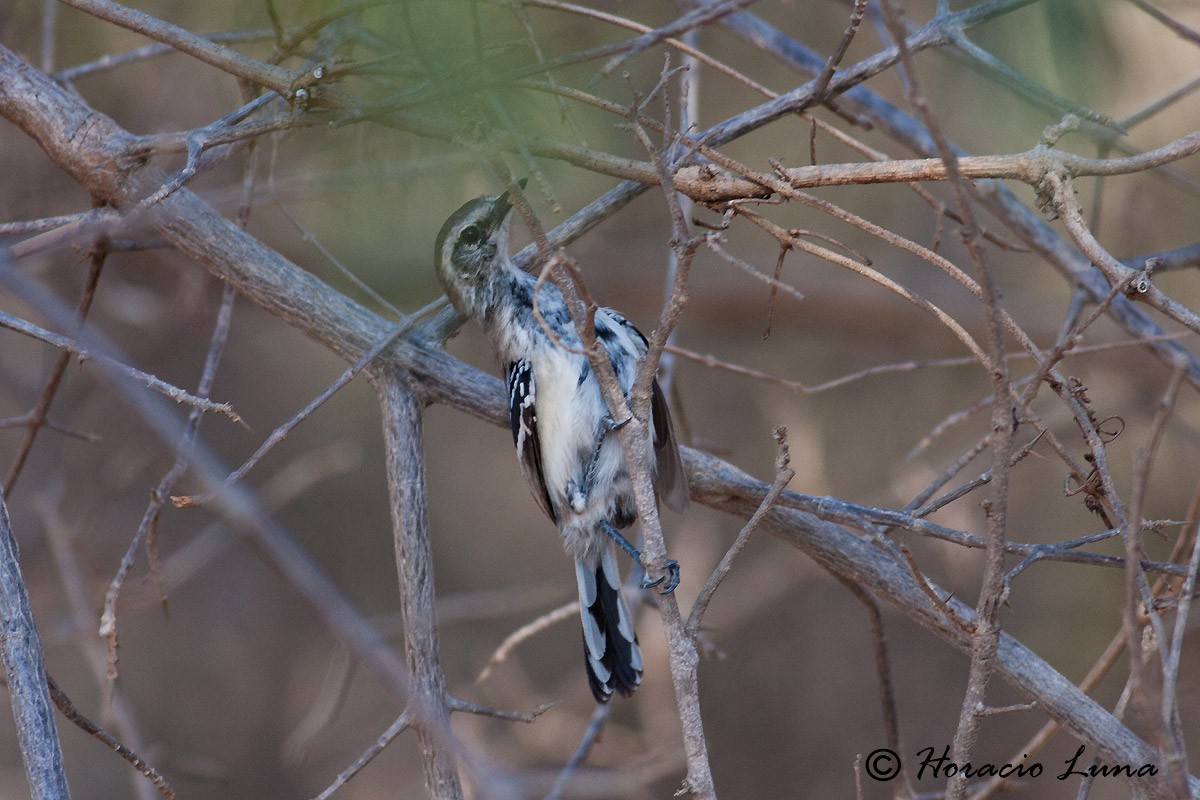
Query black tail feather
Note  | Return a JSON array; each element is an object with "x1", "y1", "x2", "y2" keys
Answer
[{"x1": 582, "y1": 563, "x2": 641, "y2": 703}]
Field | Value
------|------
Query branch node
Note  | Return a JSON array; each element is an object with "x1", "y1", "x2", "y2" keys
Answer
[{"x1": 1039, "y1": 113, "x2": 1081, "y2": 148}]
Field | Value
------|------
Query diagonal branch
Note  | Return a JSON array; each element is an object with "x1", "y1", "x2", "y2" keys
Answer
[
  {"x1": 57, "y1": 0, "x2": 297, "y2": 96},
  {"x1": 4, "y1": 228, "x2": 108, "y2": 495}
]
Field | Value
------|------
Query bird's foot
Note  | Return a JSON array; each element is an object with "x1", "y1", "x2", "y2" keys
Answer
[{"x1": 641, "y1": 559, "x2": 680, "y2": 594}]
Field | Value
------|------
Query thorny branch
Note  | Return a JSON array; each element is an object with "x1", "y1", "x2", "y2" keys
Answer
[{"x1": 0, "y1": 308, "x2": 240, "y2": 422}]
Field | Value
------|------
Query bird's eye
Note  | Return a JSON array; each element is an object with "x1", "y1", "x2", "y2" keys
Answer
[{"x1": 460, "y1": 225, "x2": 482, "y2": 245}]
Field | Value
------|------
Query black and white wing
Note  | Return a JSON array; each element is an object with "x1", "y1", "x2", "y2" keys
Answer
[
  {"x1": 506, "y1": 359, "x2": 557, "y2": 522},
  {"x1": 595, "y1": 310, "x2": 690, "y2": 514}
]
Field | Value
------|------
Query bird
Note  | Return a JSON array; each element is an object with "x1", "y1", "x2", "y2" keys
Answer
[{"x1": 434, "y1": 187, "x2": 689, "y2": 702}]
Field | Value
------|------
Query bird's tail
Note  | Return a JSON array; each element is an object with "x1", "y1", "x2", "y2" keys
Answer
[{"x1": 575, "y1": 545, "x2": 643, "y2": 702}]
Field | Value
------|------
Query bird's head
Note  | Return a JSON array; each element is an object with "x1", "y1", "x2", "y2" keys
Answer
[{"x1": 434, "y1": 185, "x2": 523, "y2": 313}]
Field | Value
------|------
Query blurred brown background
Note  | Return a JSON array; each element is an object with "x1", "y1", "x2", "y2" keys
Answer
[{"x1": 2, "y1": 0, "x2": 1200, "y2": 798}]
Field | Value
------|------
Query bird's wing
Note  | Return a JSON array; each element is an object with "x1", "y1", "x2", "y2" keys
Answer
[
  {"x1": 595, "y1": 310, "x2": 690, "y2": 514},
  {"x1": 650, "y1": 377, "x2": 690, "y2": 513},
  {"x1": 507, "y1": 359, "x2": 557, "y2": 522}
]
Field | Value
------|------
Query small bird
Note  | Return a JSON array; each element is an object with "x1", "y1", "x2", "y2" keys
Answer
[{"x1": 435, "y1": 188, "x2": 689, "y2": 702}]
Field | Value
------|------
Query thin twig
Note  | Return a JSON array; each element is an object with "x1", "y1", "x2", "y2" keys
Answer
[
  {"x1": 45, "y1": 676, "x2": 173, "y2": 799},
  {"x1": 264, "y1": 149, "x2": 407, "y2": 319},
  {"x1": 1132, "y1": 362, "x2": 1190, "y2": 793},
  {"x1": 39, "y1": 498, "x2": 164, "y2": 800},
  {"x1": 1, "y1": 213, "x2": 463, "y2": 794},
  {"x1": 0, "y1": 210, "x2": 107, "y2": 237},
  {"x1": 1051, "y1": 171, "x2": 1200, "y2": 338},
  {"x1": 658, "y1": 30, "x2": 701, "y2": 397},
  {"x1": 447, "y1": 696, "x2": 553, "y2": 723},
  {"x1": 311, "y1": 711, "x2": 412, "y2": 800},
  {"x1": 598, "y1": 0, "x2": 757, "y2": 79},
  {"x1": 735, "y1": 207, "x2": 989, "y2": 365},
  {"x1": 914, "y1": 431, "x2": 1045, "y2": 522},
  {"x1": 113, "y1": 128, "x2": 254, "y2": 660},
  {"x1": 475, "y1": 601, "x2": 578, "y2": 684},
  {"x1": 177, "y1": 298, "x2": 446, "y2": 507},
  {"x1": 687, "y1": 426, "x2": 793, "y2": 634},
  {"x1": 705, "y1": 238, "x2": 805, "y2": 305},
  {"x1": 1126, "y1": 0, "x2": 1200, "y2": 47},
  {"x1": 621, "y1": 71, "x2": 715, "y2": 800},
  {"x1": 4, "y1": 229, "x2": 108, "y2": 495},
  {"x1": 99, "y1": 284, "x2": 236, "y2": 683},
  {"x1": 835, "y1": 576, "x2": 914, "y2": 798},
  {"x1": 1161, "y1": 504, "x2": 1200, "y2": 794},
  {"x1": 810, "y1": 0, "x2": 869, "y2": 102},
  {"x1": 668, "y1": 334, "x2": 1189, "y2": 398},
  {"x1": 55, "y1": 0, "x2": 299, "y2": 97},
  {"x1": 972, "y1": 484, "x2": 1200, "y2": 800},
  {"x1": 544, "y1": 704, "x2": 611, "y2": 800},
  {"x1": 0, "y1": 308, "x2": 240, "y2": 422},
  {"x1": 55, "y1": 27, "x2": 284, "y2": 81},
  {"x1": 899, "y1": 544, "x2": 970, "y2": 634}
]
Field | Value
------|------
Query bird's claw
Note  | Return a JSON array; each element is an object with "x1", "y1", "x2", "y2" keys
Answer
[
  {"x1": 604, "y1": 413, "x2": 633, "y2": 432},
  {"x1": 641, "y1": 559, "x2": 680, "y2": 594}
]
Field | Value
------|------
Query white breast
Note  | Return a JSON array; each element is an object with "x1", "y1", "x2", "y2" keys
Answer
[{"x1": 533, "y1": 347, "x2": 602, "y2": 502}]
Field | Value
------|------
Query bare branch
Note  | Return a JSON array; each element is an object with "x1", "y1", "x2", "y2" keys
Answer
[
  {"x1": 687, "y1": 426, "x2": 792, "y2": 634},
  {"x1": 179, "y1": 298, "x2": 447, "y2": 507},
  {"x1": 598, "y1": 0, "x2": 758, "y2": 78},
  {"x1": 836, "y1": 574, "x2": 915, "y2": 798},
  {"x1": 0, "y1": 486, "x2": 70, "y2": 800},
  {"x1": 311, "y1": 711, "x2": 411, "y2": 800},
  {"x1": 57, "y1": 0, "x2": 298, "y2": 96},
  {"x1": 712, "y1": 4, "x2": 1200, "y2": 387},
  {"x1": 44, "y1": 676, "x2": 172, "y2": 800},
  {"x1": 374, "y1": 370, "x2": 463, "y2": 800},
  {"x1": 5, "y1": 228, "x2": 108, "y2": 495},
  {"x1": 544, "y1": 704, "x2": 611, "y2": 800},
  {"x1": 55, "y1": 27, "x2": 283, "y2": 81},
  {"x1": 682, "y1": 446, "x2": 1194, "y2": 800},
  {"x1": 39, "y1": 499, "x2": 166, "y2": 800},
  {"x1": 809, "y1": 0, "x2": 869, "y2": 103},
  {"x1": 1126, "y1": 0, "x2": 1200, "y2": 47},
  {"x1": 1130, "y1": 363, "x2": 1190, "y2": 794},
  {"x1": 99, "y1": 284, "x2": 236, "y2": 684},
  {"x1": 0, "y1": 308, "x2": 240, "y2": 422}
]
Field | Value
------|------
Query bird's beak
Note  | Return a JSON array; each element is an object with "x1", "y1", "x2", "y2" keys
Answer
[
  {"x1": 492, "y1": 191, "x2": 514, "y2": 227},
  {"x1": 491, "y1": 178, "x2": 528, "y2": 229}
]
